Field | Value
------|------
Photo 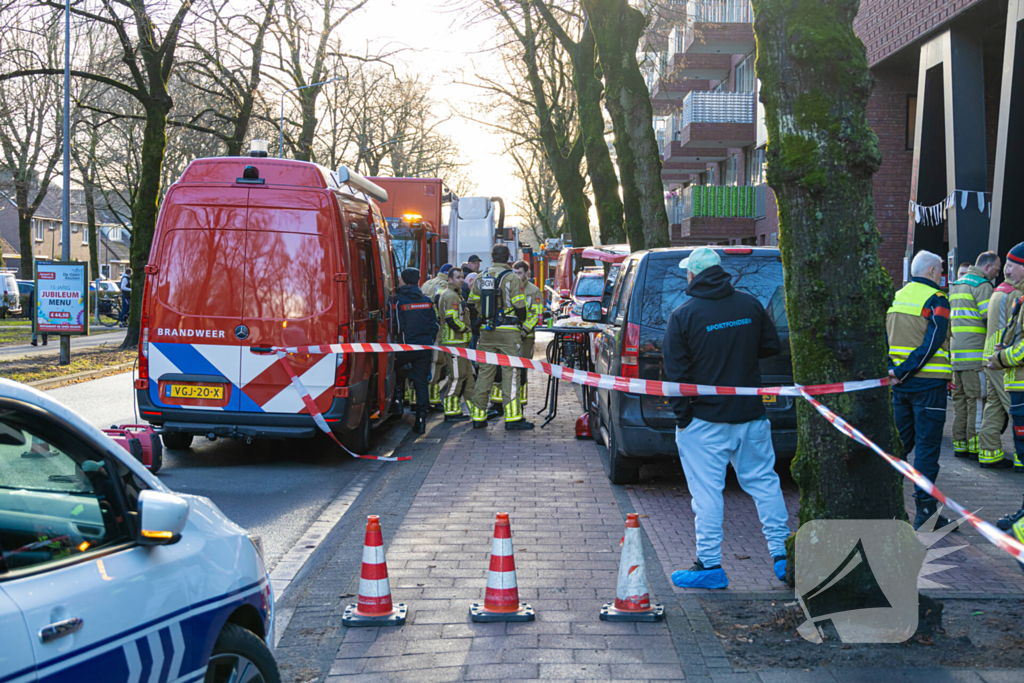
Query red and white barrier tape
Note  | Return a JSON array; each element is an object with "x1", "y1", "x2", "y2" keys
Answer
[
  {"x1": 799, "y1": 388, "x2": 1024, "y2": 564},
  {"x1": 274, "y1": 351, "x2": 410, "y2": 462},
  {"x1": 254, "y1": 343, "x2": 889, "y2": 398},
  {"x1": 265, "y1": 343, "x2": 1024, "y2": 565}
]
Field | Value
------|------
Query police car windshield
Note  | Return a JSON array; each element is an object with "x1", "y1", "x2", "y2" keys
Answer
[{"x1": 640, "y1": 254, "x2": 788, "y2": 333}]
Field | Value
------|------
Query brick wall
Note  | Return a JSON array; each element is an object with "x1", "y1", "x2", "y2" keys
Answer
[
  {"x1": 867, "y1": 68, "x2": 917, "y2": 281},
  {"x1": 854, "y1": 0, "x2": 987, "y2": 66}
]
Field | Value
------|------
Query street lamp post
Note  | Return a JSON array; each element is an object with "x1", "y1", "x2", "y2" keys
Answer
[
  {"x1": 278, "y1": 77, "x2": 347, "y2": 158},
  {"x1": 60, "y1": 0, "x2": 70, "y2": 365}
]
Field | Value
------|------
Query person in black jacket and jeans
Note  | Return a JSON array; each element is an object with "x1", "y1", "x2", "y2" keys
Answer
[
  {"x1": 392, "y1": 268, "x2": 440, "y2": 434},
  {"x1": 663, "y1": 247, "x2": 791, "y2": 590}
]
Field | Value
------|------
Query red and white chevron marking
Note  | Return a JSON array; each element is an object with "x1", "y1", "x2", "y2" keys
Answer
[
  {"x1": 274, "y1": 351, "x2": 410, "y2": 462},
  {"x1": 799, "y1": 389, "x2": 1024, "y2": 565},
  {"x1": 257, "y1": 344, "x2": 889, "y2": 398},
  {"x1": 357, "y1": 516, "x2": 395, "y2": 616},
  {"x1": 483, "y1": 514, "x2": 522, "y2": 612}
]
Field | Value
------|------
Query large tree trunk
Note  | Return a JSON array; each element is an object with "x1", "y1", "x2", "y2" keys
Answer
[
  {"x1": 754, "y1": 0, "x2": 911, "y2": 590},
  {"x1": 583, "y1": 0, "x2": 670, "y2": 250},
  {"x1": 122, "y1": 104, "x2": 170, "y2": 349},
  {"x1": 294, "y1": 88, "x2": 317, "y2": 162},
  {"x1": 16, "y1": 203, "x2": 33, "y2": 279}
]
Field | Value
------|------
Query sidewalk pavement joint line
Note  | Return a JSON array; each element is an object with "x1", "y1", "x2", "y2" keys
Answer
[
  {"x1": 271, "y1": 422, "x2": 410, "y2": 644},
  {"x1": 600, "y1": 441, "x2": 727, "y2": 679}
]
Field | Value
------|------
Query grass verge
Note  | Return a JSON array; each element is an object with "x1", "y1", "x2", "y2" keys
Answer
[{"x1": 0, "y1": 347, "x2": 136, "y2": 384}]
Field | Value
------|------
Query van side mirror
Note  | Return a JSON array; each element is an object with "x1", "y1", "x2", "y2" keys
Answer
[
  {"x1": 138, "y1": 490, "x2": 189, "y2": 545},
  {"x1": 581, "y1": 301, "x2": 603, "y2": 323},
  {"x1": 544, "y1": 278, "x2": 554, "y2": 289}
]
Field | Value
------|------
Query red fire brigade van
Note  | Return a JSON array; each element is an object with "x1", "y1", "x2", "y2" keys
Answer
[{"x1": 135, "y1": 157, "x2": 399, "y2": 453}]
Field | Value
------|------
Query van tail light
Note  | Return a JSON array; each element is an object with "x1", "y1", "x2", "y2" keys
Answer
[
  {"x1": 334, "y1": 327, "x2": 350, "y2": 396},
  {"x1": 135, "y1": 277, "x2": 151, "y2": 390},
  {"x1": 621, "y1": 322, "x2": 640, "y2": 379}
]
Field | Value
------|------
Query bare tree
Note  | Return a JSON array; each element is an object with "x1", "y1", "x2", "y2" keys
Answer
[
  {"x1": 583, "y1": 0, "x2": 670, "y2": 249},
  {"x1": 0, "y1": 12, "x2": 63, "y2": 277},
  {"x1": 178, "y1": 0, "x2": 277, "y2": 156},
  {"x1": 478, "y1": 0, "x2": 592, "y2": 247},
  {"x1": 267, "y1": 0, "x2": 369, "y2": 161}
]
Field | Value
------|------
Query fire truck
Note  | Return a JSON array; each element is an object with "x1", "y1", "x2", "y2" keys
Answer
[{"x1": 369, "y1": 177, "x2": 511, "y2": 281}]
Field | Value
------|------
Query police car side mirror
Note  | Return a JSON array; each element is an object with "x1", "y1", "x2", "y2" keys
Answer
[
  {"x1": 581, "y1": 301, "x2": 603, "y2": 323},
  {"x1": 138, "y1": 489, "x2": 189, "y2": 545}
]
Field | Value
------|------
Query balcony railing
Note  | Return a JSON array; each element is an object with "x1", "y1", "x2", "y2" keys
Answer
[
  {"x1": 687, "y1": 0, "x2": 752, "y2": 23},
  {"x1": 679, "y1": 91, "x2": 755, "y2": 128},
  {"x1": 678, "y1": 183, "x2": 767, "y2": 219}
]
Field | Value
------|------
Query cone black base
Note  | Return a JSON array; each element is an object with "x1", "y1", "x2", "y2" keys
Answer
[
  {"x1": 341, "y1": 603, "x2": 407, "y2": 627},
  {"x1": 470, "y1": 603, "x2": 535, "y2": 622},
  {"x1": 599, "y1": 601, "x2": 665, "y2": 622}
]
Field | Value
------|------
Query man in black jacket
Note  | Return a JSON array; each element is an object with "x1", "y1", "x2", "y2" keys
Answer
[
  {"x1": 663, "y1": 247, "x2": 791, "y2": 590},
  {"x1": 392, "y1": 268, "x2": 440, "y2": 434}
]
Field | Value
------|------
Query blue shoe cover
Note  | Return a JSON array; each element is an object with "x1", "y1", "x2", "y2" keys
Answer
[
  {"x1": 773, "y1": 558, "x2": 787, "y2": 582},
  {"x1": 671, "y1": 566, "x2": 728, "y2": 589}
]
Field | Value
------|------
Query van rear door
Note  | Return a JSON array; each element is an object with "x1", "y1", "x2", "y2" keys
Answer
[
  {"x1": 147, "y1": 186, "x2": 248, "y2": 412},
  {"x1": 238, "y1": 188, "x2": 338, "y2": 415}
]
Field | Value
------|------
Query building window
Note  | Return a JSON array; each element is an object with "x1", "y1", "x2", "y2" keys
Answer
[
  {"x1": 33, "y1": 219, "x2": 42, "y2": 241},
  {"x1": 770, "y1": 232, "x2": 778, "y2": 246},
  {"x1": 724, "y1": 155, "x2": 739, "y2": 186},
  {"x1": 81, "y1": 227, "x2": 88, "y2": 245},
  {"x1": 906, "y1": 95, "x2": 917, "y2": 151},
  {"x1": 108, "y1": 227, "x2": 121, "y2": 242},
  {"x1": 735, "y1": 53, "x2": 755, "y2": 93},
  {"x1": 707, "y1": 166, "x2": 716, "y2": 185},
  {"x1": 746, "y1": 146, "x2": 766, "y2": 185}
]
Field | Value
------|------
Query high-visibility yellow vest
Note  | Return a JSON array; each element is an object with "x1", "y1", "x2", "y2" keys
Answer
[
  {"x1": 949, "y1": 267, "x2": 993, "y2": 369},
  {"x1": 886, "y1": 281, "x2": 952, "y2": 381}
]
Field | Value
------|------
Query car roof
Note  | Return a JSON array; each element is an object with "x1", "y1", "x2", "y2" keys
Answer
[
  {"x1": 630, "y1": 246, "x2": 782, "y2": 260},
  {"x1": 0, "y1": 378, "x2": 169, "y2": 493}
]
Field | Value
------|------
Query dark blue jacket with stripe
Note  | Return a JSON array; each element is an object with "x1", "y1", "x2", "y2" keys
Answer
[{"x1": 392, "y1": 284, "x2": 439, "y2": 345}]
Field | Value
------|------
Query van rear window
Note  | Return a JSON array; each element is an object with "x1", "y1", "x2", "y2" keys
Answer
[
  {"x1": 639, "y1": 255, "x2": 787, "y2": 332},
  {"x1": 244, "y1": 232, "x2": 333, "y2": 319},
  {"x1": 156, "y1": 229, "x2": 246, "y2": 317}
]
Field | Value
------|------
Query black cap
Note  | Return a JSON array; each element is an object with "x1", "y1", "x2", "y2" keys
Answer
[
  {"x1": 401, "y1": 268, "x2": 420, "y2": 285},
  {"x1": 468, "y1": 254, "x2": 481, "y2": 263}
]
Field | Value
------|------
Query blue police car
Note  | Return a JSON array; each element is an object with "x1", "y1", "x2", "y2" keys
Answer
[{"x1": 0, "y1": 379, "x2": 278, "y2": 682}]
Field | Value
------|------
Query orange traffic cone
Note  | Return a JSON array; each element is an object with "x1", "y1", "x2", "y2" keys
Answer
[
  {"x1": 470, "y1": 513, "x2": 535, "y2": 622},
  {"x1": 342, "y1": 515, "x2": 407, "y2": 626},
  {"x1": 600, "y1": 513, "x2": 665, "y2": 622}
]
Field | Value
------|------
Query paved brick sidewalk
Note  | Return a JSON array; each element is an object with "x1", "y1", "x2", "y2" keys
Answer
[
  {"x1": 325, "y1": 378, "x2": 686, "y2": 681},
  {"x1": 627, "y1": 402, "x2": 1024, "y2": 595}
]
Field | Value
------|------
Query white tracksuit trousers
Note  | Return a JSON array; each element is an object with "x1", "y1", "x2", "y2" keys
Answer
[{"x1": 675, "y1": 417, "x2": 791, "y2": 567}]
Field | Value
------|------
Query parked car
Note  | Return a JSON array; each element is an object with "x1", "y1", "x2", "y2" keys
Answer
[
  {"x1": 588, "y1": 247, "x2": 794, "y2": 484},
  {"x1": 547, "y1": 244, "x2": 629, "y2": 314},
  {"x1": 568, "y1": 267, "x2": 606, "y2": 316},
  {"x1": 0, "y1": 377, "x2": 278, "y2": 682},
  {"x1": 136, "y1": 158, "x2": 399, "y2": 453},
  {"x1": 16, "y1": 280, "x2": 33, "y2": 318},
  {"x1": 1, "y1": 271, "x2": 21, "y2": 318}
]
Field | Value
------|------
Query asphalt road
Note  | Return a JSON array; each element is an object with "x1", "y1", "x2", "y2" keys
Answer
[{"x1": 45, "y1": 370, "x2": 399, "y2": 571}]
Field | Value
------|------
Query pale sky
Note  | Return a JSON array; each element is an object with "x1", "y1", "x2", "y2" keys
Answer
[{"x1": 341, "y1": 0, "x2": 522, "y2": 219}]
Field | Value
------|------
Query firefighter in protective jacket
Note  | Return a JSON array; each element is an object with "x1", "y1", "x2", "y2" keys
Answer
[
  {"x1": 514, "y1": 260, "x2": 543, "y2": 407},
  {"x1": 887, "y1": 250, "x2": 955, "y2": 531},
  {"x1": 437, "y1": 267, "x2": 474, "y2": 422},
  {"x1": 392, "y1": 268, "x2": 439, "y2": 434},
  {"x1": 949, "y1": 252, "x2": 1000, "y2": 459},
  {"x1": 468, "y1": 244, "x2": 533, "y2": 430}
]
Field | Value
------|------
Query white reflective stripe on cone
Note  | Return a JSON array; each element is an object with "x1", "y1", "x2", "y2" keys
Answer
[
  {"x1": 359, "y1": 577, "x2": 392, "y2": 599},
  {"x1": 617, "y1": 526, "x2": 650, "y2": 604},
  {"x1": 362, "y1": 544, "x2": 386, "y2": 565},
  {"x1": 486, "y1": 570, "x2": 518, "y2": 590},
  {"x1": 490, "y1": 537, "x2": 513, "y2": 556}
]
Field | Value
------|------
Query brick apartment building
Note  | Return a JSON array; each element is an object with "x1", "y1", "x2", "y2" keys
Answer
[
  {"x1": 648, "y1": 0, "x2": 1021, "y2": 281},
  {"x1": 0, "y1": 186, "x2": 131, "y2": 280}
]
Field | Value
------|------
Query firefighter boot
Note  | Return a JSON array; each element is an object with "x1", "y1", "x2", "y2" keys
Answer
[
  {"x1": 413, "y1": 410, "x2": 427, "y2": 435},
  {"x1": 997, "y1": 496, "x2": 1024, "y2": 531}
]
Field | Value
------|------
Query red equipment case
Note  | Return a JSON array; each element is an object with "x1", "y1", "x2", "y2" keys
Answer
[{"x1": 103, "y1": 424, "x2": 164, "y2": 474}]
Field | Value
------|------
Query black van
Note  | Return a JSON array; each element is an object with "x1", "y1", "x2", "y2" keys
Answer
[{"x1": 588, "y1": 247, "x2": 795, "y2": 484}]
